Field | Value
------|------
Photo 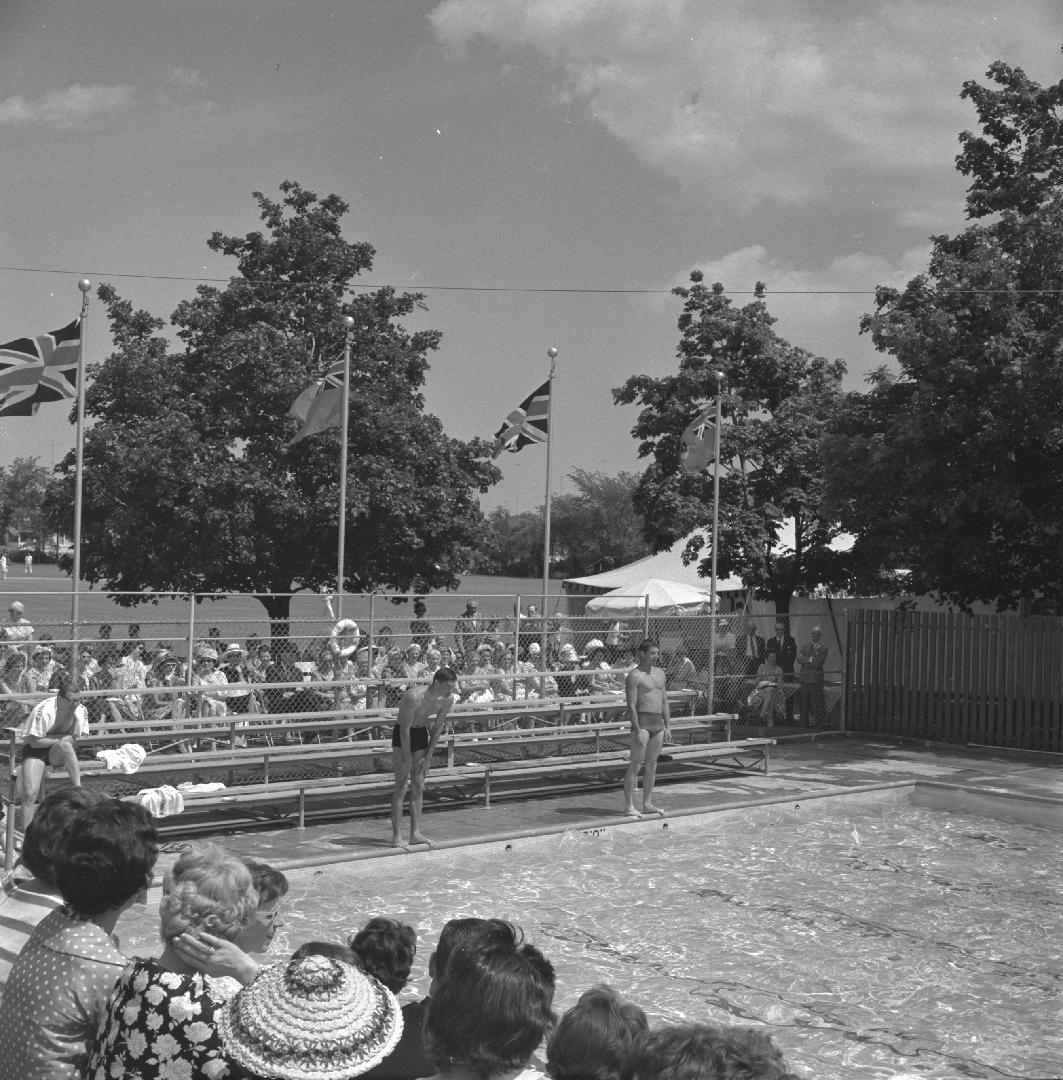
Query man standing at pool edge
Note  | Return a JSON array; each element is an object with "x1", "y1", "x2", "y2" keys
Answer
[
  {"x1": 391, "y1": 666, "x2": 458, "y2": 849},
  {"x1": 624, "y1": 640, "x2": 670, "y2": 818}
]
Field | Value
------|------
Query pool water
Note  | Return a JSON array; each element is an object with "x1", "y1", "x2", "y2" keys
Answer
[{"x1": 120, "y1": 799, "x2": 1062, "y2": 1080}]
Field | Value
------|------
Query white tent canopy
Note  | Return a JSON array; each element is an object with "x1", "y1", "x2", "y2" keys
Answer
[
  {"x1": 584, "y1": 576, "x2": 716, "y2": 617},
  {"x1": 564, "y1": 531, "x2": 743, "y2": 596}
]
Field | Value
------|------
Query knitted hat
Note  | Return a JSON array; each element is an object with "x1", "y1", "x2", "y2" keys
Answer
[{"x1": 219, "y1": 953, "x2": 403, "y2": 1080}]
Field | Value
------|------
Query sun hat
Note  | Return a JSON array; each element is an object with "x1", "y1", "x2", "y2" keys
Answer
[
  {"x1": 223, "y1": 642, "x2": 248, "y2": 659},
  {"x1": 218, "y1": 953, "x2": 403, "y2": 1080},
  {"x1": 559, "y1": 643, "x2": 579, "y2": 662},
  {"x1": 193, "y1": 644, "x2": 219, "y2": 662},
  {"x1": 584, "y1": 638, "x2": 606, "y2": 653},
  {"x1": 527, "y1": 642, "x2": 541, "y2": 655}
]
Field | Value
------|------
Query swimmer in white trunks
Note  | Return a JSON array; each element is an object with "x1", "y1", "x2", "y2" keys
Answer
[
  {"x1": 623, "y1": 639, "x2": 671, "y2": 818},
  {"x1": 391, "y1": 666, "x2": 458, "y2": 849}
]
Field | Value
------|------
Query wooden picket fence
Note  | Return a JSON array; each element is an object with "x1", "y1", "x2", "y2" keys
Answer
[{"x1": 844, "y1": 609, "x2": 1063, "y2": 752}]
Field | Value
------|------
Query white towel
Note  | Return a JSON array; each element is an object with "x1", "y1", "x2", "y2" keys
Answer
[
  {"x1": 136, "y1": 785, "x2": 185, "y2": 818},
  {"x1": 176, "y1": 781, "x2": 227, "y2": 794},
  {"x1": 95, "y1": 744, "x2": 147, "y2": 774}
]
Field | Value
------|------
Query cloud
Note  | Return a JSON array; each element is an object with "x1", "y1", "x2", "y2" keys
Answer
[
  {"x1": 0, "y1": 83, "x2": 134, "y2": 128},
  {"x1": 163, "y1": 66, "x2": 206, "y2": 90},
  {"x1": 429, "y1": 0, "x2": 1060, "y2": 210}
]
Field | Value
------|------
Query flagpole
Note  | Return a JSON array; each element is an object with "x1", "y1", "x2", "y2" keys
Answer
[
  {"x1": 707, "y1": 372, "x2": 723, "y2": 714},
  {"x1": 335, "y1": 316, "x2": 355, "y2": 619},
  {"x1": 70, "y1": 278, "x2": 92, "y2": 677},
  {"x1": 540, "y1": 347, "x2": 558, "y2": 634}
]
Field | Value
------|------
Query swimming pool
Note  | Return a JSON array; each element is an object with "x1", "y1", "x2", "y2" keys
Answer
[{"x1": 120, "y1": 791, "x2": 1061, "y2": 1080}]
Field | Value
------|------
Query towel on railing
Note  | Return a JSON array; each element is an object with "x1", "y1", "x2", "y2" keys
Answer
[
  {"x1": 136, "y1": 785, "x2": 185, "y2": 818},
  {"x1": 176, "y1": 781, "x2": 227, "y2": 794},
  {"x1": 95, "y1": 744, "x2": 147, "y2": 774}
]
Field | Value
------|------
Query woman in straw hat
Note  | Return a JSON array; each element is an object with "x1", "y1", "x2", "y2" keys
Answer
[
  {"x1": 86, "y1": 842, "x2": 262, "y2": 1079},
  {"x1": 218, "y1": 950, "x2": 403, "y2": 1080}
]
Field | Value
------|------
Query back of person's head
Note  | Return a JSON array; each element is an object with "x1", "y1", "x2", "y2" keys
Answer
[
  {"x1": 547, "y1": 985, "x2": 648, "y2": 1080},
  {"x1": 160, "y1": 841, "x2": 259, "y2": 944},
  {"x1": 621, "y1": 1024, "x2": 800, "y2": 1080},
  {"x1": 21, "y1": 786, "x2": 106, "y2": 885},
  {"x1": 54, "y1": 799, "x2": 158, "y2": 916},
  {"x1": 242, "y1": 858, "x2": 290, "y2": 905},
  {"x1": 425, "y1": 937, "x2": 556, "y2": 1079},
  {"x1": 430, "y1": 916, "x2": 518, "y2": 981},
  {"x1": 348, "y1": 916, "x2": 417, "y2": 993},
  {"x1": 292, "y1": 940, "x2": 359, "y2": 966}
]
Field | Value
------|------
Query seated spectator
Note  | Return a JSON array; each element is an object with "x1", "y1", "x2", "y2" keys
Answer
[
  {"x1": 555, "y1": 643, "x2": 584, "y2": 697},
  {"x1": 24, "y1": 644, "x2": 57, "y2": 695},
  {"x1": 665, "y1": 646, "x2": 697, "y2": 691},
  {"x1": 144, "y1": 648, "x2": 186, "y2": 724},
  {"x1": 621, "y1": 1024, "x2": 800, "y2": 1080},
  {"x1": 219, "y1": 952, "x2": 402, "y2": 1080},
  {"x1": 349, "y1": 916, "x2": 417, "y2": 994},
  {"x1": 0, "y1": 799, "x2": 158, "y2": 1080},
  {"x1": 16, "y1": 673, "x2": 87, "y2": 830},
  {"x1": 87, "y1": 842, "x2": 263, "y2": 1079},
  {"x1": 190, "y1": 643, "x2": 230, "y2": 717},
  {"x1": 582, "y1": 640, "x2": 623, "y2": 694},
  {"x1": 240, "y1": 858, "x2": 290, "y2": 955},
  {"x1": 0, "y1": 649, "x2": 32, "y2": 726},
  {"x1": 220, "y1": 642, "x2": 259, "y2": 715},
  {"x1": 0, "y1": 786, "x2": 105, "y2": 992},
  {"x1": 105, "y1": 640, "x2": 147, "y2": 724},
  {"x1": 423, "y1": 930, "x2": 556, "y2": 1080},
  {"x1": 546, "y1": 985, "x2": 648, "y2": 1080}
]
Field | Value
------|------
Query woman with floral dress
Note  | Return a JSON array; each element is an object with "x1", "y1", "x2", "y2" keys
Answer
[{"x1": 86, "y1": 842, "x2": 261, "y2": 1080}]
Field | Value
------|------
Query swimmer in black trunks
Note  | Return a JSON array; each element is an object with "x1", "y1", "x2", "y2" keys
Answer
[
  {"x1": 623, "y1": 640, "x2": 671, "y2": 818},
  {"x1": 391, "y1": 666, "x2": 458, "y2": 849}
]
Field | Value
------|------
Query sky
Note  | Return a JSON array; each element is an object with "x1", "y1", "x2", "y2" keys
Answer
[{"x1": 1, "y1": 0, "x2": 1060, "y2": 516}]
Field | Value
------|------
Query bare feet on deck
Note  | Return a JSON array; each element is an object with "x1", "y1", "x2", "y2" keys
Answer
[
  {"x1": 390, "y1": 835, "x2": 409, "y2": 851},
  {"x1": 409, "y1": 833, "x2": 433, "y2": 848},
  {"x1": 624, "y1": 806, "x2": 643, "y2": 819},
  {"x1": 642, "y1": 803, "x2": 665, "y2": 818}
]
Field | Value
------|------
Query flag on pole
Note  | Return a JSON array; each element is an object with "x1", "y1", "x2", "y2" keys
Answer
[
  {"x1": 0, "y1": 318, "x2": 81, "y2": 416},
  {"x1": 492, "y1": 380, "x2": 550, "y2": 458},
  {"x1": 288, "y1": 359, "x2": 346, "y2": 444},
  {"x1": 679, "y1": 406, "x2": 716, "y2": 474}
]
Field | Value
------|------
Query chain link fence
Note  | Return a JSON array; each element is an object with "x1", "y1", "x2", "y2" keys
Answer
[{"x1": 0, "y1": 589, "x2": 845, "y2": 737}]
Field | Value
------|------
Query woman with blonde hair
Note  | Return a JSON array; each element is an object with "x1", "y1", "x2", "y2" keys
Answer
[{"x1": 87, "y1": 841, "x2": 262, "y2": 1079}]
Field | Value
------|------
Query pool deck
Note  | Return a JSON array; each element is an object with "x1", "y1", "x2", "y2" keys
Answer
[{"x1": 155, "y1": 734, "x2": 1062, "y2": 875}]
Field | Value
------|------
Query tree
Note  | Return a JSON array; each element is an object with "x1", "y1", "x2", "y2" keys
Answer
[
  {"x1": 468, "y1": 507, "x2": 543, "y2": 577},
  {"x1": 48, "y1": 181, "x2": 499, "y2": 631},
  {"x1": 822, "y1": 54, "x2": 1063, "y2": 612},
  {"x1": 614, "y1": 278, "x2": 849, "y2": 611},
  {"x1": 550, "y1": 469, "x2": 650, "y2": 576},
  {"x1": 0, "y1": 457, "x2": 49, "y2": 545}
]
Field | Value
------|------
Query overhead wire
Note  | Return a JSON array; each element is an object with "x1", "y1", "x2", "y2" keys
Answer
[{"x1": 0, "y1": 265, "x2": 1059, "y2": 296}]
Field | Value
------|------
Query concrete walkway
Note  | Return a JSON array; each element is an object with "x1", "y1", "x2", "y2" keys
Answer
[{"x1": 153, "y1": 734, "x2": 1062, "y2": 876}]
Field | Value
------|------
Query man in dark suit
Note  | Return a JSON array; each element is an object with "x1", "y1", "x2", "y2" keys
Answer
[
  {"x1": 765, "y1": 618, "x2": 798, "y2": 723},
  {"x1": 737, "y1": 622, "x2": 766, "y2": 676}
]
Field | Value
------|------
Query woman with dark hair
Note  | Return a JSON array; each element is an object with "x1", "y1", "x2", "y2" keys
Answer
[
  {"x1": 0, "y1": 786, "x2": 106, "y2": 993},
  {"x1": 0, "y1": 799, "x2": 158, "y2": 1079},
  {"x1": 0, "y1": 648, "x2": 32, "y2": 725},
  {"x1": 348, "y1": 917, "x2": 418, "y2": 995},
  {"x1": 620, "y1": 1024, "x2": 801, "y2": 1080},
  {"x1": 546, "y1": 986, "x2": 648, "y2": 1080},
  {"x1": 423, "y1": 934, "x2": 556, "y2": 1080}
]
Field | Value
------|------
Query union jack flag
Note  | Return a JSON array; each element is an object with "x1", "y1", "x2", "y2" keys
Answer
[
  {"x1": 288, "y1": 358, "x2": 346, "y2": 444},
  {"x1": 679, "y1": 406, "x2": 716, "y2": 474},
  {"x1": 0, "y1": 318, "x2": 82, "y2": 417},
  {"x1": 492, "y1": 380, "x2": 550, "y2": 458}
]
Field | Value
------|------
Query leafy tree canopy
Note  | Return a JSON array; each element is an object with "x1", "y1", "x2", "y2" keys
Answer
[
  {"x1": 822, "y1": 53, "x2": 1063, "y2": 612},
  {"x1": 0, "y1": 456, "x2": 49, "y2": 542},
  {"x1": 48, "y1": 181, "x2": 499, "y2": 627},
  {"x1": 614, "y1": 277, "x2": 849, "y2": 611}
]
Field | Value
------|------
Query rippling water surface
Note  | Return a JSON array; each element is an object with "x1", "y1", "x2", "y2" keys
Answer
[{"x1": 121, "y1": 802, "x2": 1062, "y2": 1080}]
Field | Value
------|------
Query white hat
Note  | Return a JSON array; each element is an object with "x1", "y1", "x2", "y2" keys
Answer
[
  {"x1": 584, "y1": 639, "x2": 606, "y2": 653},
  {"x1": 559, "y1": 643, "x2": 579, "y2": 662},
  {"x1": 527, "y1": 642, "x2": 541, "y2": 655}
]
